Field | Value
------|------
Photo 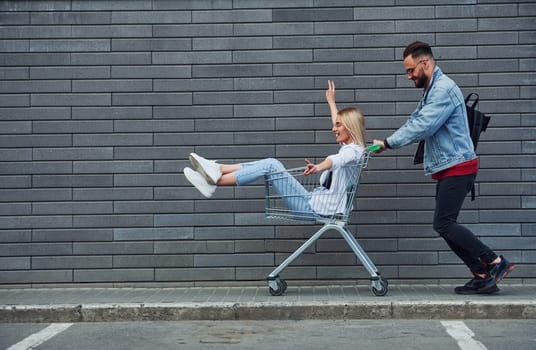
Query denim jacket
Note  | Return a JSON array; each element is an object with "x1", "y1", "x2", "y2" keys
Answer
[{"x1": 386, "y1": 66, "x2": 476, "y2": 176}]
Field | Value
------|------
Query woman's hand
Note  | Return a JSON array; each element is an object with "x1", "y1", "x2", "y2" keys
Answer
[
  {"x1": 303, "y1": 159, "x2": 319, "y2": 176},
  {"x1": 326, "y1": 80, "x2": 336, "y2": 104}
]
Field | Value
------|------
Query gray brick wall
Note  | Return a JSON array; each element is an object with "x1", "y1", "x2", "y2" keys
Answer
[{"x1": 0, "y1": 0, "x2": 535, "y2": 287}]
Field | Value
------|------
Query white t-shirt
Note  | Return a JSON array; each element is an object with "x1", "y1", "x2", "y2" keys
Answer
[{"x1": 309, "y1": 144, "x2": 364, "y2": 216}]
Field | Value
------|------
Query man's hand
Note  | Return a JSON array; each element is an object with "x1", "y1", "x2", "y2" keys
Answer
[{"x1": 372, "y1": 139, "x2": 387, "y2": 153}]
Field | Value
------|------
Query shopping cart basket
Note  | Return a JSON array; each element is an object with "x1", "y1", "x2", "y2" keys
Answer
[{"x1": 264, "y1": 145, "x2": 388, "y2": 296}]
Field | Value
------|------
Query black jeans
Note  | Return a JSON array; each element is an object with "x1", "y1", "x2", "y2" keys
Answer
[{"x1": 433, "y1": 173, "x2": 497, "y2": 275}]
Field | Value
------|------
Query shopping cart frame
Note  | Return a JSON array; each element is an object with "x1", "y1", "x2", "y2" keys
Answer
[{"x1": 264, "y1": 146, "x2": 388, "y2": 296}]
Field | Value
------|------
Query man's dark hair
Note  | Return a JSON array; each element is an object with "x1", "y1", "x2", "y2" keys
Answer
[{"x1": 403, "y1": 41, "x2": 434, "y2": 59}]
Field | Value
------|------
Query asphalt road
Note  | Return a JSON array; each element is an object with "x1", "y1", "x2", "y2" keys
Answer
[{"x1": 2, "y1": 320, "x2": 535, "y2": 350}]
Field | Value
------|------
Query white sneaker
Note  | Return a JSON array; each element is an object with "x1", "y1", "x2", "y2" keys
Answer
[
  {"x1": 184, "y1": 167, "x2": 216, "y2": 198},
  {"x1": 189, "y1": 153, "x2": 222, "y2": 185}
]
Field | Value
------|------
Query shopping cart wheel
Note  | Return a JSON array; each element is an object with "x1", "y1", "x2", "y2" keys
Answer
[
  {"x1": 371, "y1": 277, "x2": 388, "y2": 296},
  {"x1": 268, "y1": 277, "x2": 287, "y2": 296}
]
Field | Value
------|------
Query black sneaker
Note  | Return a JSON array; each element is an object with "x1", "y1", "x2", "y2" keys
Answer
[
  {"x1": 488, "y1": 255, "x2": 515, "y2": 283},
  {"x1": 454, "y1": 275, "x2": 499, "y2": 295}
]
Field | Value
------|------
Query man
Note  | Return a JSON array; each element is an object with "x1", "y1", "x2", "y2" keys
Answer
[{"x1": 373, "y1": 41, "x2": 515, "y2": 294}]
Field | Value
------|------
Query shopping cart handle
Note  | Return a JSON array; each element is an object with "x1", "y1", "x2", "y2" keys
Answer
[{"x1": 367, "y1": 144, "x2": 382, "y2": 153}]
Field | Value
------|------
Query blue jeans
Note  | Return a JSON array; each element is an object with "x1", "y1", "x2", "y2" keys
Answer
[{"x1": 235, "y1": 158, "x2": 314, "y2": 218}]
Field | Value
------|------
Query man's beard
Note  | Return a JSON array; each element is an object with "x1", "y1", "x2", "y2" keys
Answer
[
  {"x1": 414, "y1": 75, "x2": 427, "y2": 88},
  {"x1": 413, "y1": 71, "x2": 427, "y2": 88}
]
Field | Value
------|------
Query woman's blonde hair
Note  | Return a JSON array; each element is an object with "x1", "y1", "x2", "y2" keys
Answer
[{"x1": 338, "y1": 107, "x2": 366, "y2": 147}]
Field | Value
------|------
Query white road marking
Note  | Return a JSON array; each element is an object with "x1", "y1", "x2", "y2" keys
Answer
[
  {"x1": 7, "y1": 323, "x2": 73, "y2": 350},
  {"x1": 441, "y1": 320, "x2": 487, "y2": 350}
]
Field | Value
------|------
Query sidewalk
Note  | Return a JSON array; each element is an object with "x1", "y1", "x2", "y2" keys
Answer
[{"x1": 1, "y1": 284, "x2": 535, "y2": 322}]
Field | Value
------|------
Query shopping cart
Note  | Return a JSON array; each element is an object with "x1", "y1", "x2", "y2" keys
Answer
[{"x1": 264, "y1": 144, "x2": 388, "y2": 296}]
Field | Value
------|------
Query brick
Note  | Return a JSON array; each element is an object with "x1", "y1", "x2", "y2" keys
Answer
[
  {"x1": 114, "y1": 227, "x2": 193, "y2": 240},
  {"x1": 113, "y1": 92, "x2": 192, "y2": 106},
  {"x1": 31, "y1": 93, "x2": 111, "y2": 107},
  {"x1": 113, "y1": 255, "x2": 192, "y2": 268},
  {"x1": 0, "y1": 12, "x2": 29, "y2": 24},
  {"x1": 0, "y1": 242, "x2": 72, "y2": 256},
  {"x1": 397, "y1": 19, "x2": 476, "y2": 32},
  {"x1": 73, "y1": 106, "x2": 151, "y2": 120},
  {"x1": 314, "y1": 21, "x2": 395, "y2": 35},
  {"x1": 113, "y1": 146, "x2": 189, "y2": 160},
  {"x1": 0, "y1": 230, "x2": 31, "y2": 243},
  {"x1": 154, "y1": 241, "x2": 234, "y2": 254},
  {"x1": 0, "y1": 207, "x2": 31, "y2": 223},
  {"x1": 0, "y1": 25, "x2": 71, "y2": 39},
  {"x1": 156, "y1": 267, "x2": 234, "y2": 281},
  {"x1": 73, "y1": 133, "x2": 153, "y2": 146},
  {"x1": 0, "y1": 40, "x2": 29, "y2": 52},
  {"x1": 74, "y1": 242, "x2": 153, "y2": 255},
  {"x1": 72, "y1": 0, "x2": 151, "y2": 11},
  {"x1": 113, "y1": 173, "x2": 182, "y2": 187},
  {"x1": 233, "y1": 49, "x2": 312, "y2": 63},
  {"x1": 193, "y1": 37, "x2": 272, "y2": 50},
  {"x1": 153, "y1": 24, "x2": 233, "y2": 37},
  {"x1": 31, "y1": 66, "x2": 110, "y2": 79},
  {"x1": 195, "y1": 226, "x2": 274, "y2": 240},
  {"x1": 0, "y1": 270, "x2": 72, "y2": 284},
  {"x1": 71, "y1": 52, "x2": 151, "y2": 65},
  {"x1": 72, "y1": 79, "x2": 152, "y2": 93},
  {"x1": 357, "y1": 6, "x2": 434, "y2": 20},
  {"x1": 234, "y1": 23, "x2": 313, "y2": 36},
  {"x1": 0, "y1": 67, "x2": 29, "y2": 80},
  {"x1": 154, "y1": 214, "x2": 234, "y2": 227},
  {"x1": 32, "y1": 256, "x2": 112, "y2": 269},
  {"x1": 193, "y1": 9, "x2": 271, "y2": 23},
  {"x1": 154, "y1": 78, "x2": 233, "y2": 92},
  {"x1": 0, "y1": 135, "x2": 72, "y2": 148},
  {"x1": 0, "y1": 148, "x2": 32, "y2": 161},
  {"x1": 0, "y1": 94, "x2": 29, "y2": 107},
  {"x1": 30, "y1": 39, "x2": 110, "y2": 52},
  {"x1": 0, "y1": 53, "x2": 70, "y2": 66},
  {"x1": 73, "y1": 188, "x2": 152, "y2": 201},
  {"x1": 73, "y1": 160, "x2": 153, "y2": 174},
  {"x1": 112, "y1": 38, "x2": 191, "y2": 51},
  {"x1": 71, "y1": 25, "x2": 152, "y2": 38},
  {"x1": 192, "y1": 64, "x2": 271, "y2": 78},
  {"x1": 112, "y1": 65, "x2": 190, "y2": 79},
  {"x1": 0, "y1": 188, "x2": 71, "y2": 202},
  {"x1": 32, "y1": 229, "x2": 113, "y2": 242},
  {"x1": 273, "y1": 63, "x2": 353, "y2": 76},
  {"x1": 111, "y1": 11, "x2": 191, "y2": 24},
  {"x1": 113, "y1": 201, "x2": 193, "y2": 214},
  {"x1": 74, "y1": 269, "x2": 154, "y2": 282},
  {"x1": 479, "y1": 17, "x2": 536, "y2": 31},
  {"x1": 193, "y1": 91, "x2": 272, "y2": 105},
  {"x1": 31, "y1": 11, "x2": 112, "y2": 25},
  {"x1": 33, "y1": 174, "x2": 112, "y2": 188},
  {"x1": 273, "y1": 35, "x2": 353, "y2": 49},
  {"x1": 0, "y1": 257, "x2": 30, "y2": 270},
  {"x1": 114, "y1": 119, "x2": 193, "y2": 132},
  {"x1": 33, "y1": 201, "x2": 112, "y2": 215},
  {"x1": 194, "y1": 253, "x2": 273, "y2": 267},
  {"x1": 274, "y1": 8, "x2": 352, "y2": 21},
  {"x1": 0, "y1": 176, "x2": 31, "y2": 189}
]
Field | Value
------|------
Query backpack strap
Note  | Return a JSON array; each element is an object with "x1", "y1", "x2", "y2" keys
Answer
[{"x1": 465, "y1": 92, "x2": 479, "y2": 110}]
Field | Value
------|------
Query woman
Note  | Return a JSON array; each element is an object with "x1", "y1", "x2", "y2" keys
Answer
[{"x1": 184, "y1": 80, "x2": 367, "y2": 218}]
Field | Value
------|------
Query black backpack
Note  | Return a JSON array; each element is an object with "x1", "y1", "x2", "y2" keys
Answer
[
  {"x1": 413, "y1": 92, "x2": 491, "y2": 200},
  {"x1": 465, "y1": 93, "x2": 491, "y2": 151}
]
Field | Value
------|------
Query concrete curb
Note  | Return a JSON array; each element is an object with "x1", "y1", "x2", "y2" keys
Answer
[{"x1": 2, "y1": 301, "x2": 535, "y2": 323}]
